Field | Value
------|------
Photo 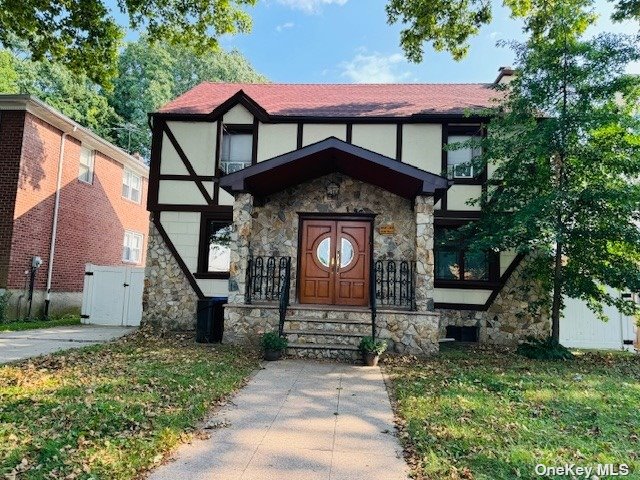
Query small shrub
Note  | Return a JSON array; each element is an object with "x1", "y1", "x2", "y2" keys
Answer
[
  {"x1": 0, "y1": 291, "x2": 11, "y2": 323},
  {"x1": 261, "y1": 331, "x2": 288, "y2": 351},
  {"x1": 359, "y1": 336, "x2": 388, "y2": 355},
  {"x1": 517, "y1": 336, "x2": 573, "y2": 360}
]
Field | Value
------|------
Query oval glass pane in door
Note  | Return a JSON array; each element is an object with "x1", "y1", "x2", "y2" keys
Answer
[
  {"x1": 316, "y1": 237, "x2": 331, "y2": 267},
  {"x1": 340, "y1": 238, "x2": 354, "y2": 268}
]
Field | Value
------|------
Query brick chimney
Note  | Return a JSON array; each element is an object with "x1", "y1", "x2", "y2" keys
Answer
[{"x1": 494, "y1": 66, "x2": 515, "y2": 84}]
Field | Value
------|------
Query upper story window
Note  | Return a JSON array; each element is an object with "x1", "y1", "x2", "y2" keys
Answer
[
  {"x1": 79, "y1": 146, "x2": 95, "y2": 184},
  {"x1": 122, "y1": 169, "x2": 142, "y2": 203},
  {"x1": 220, "y1": 126, "x2": 252, "y2": 174},
  {"x1": 447, "y1": 134, "x2": 482, "y2": 180},
  {"x1": 123, "y1": 231, "x2": 143, "y2": 264},
  {"x1": 434, "y1": 226, "x2": 498, "y2": 285}
]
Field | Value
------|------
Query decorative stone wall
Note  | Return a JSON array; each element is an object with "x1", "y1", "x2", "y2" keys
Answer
[
  {"x1": 228, "y1": 193, "x2": 253, "y2": 304},
  {"x1": 377, "y1": 310, "x2": 439, "y2": 354},
  {"x1": 414, "y1": 196, "x2": 435, "y2": 312},
  {"x1": 223, "y1": 304, "x2": 279, "y2": 345},
  {"x1": 438, "y1": 259, "x2": 551, "y2": 344},
  {"x1": 142, "y1": 222, "x2": 197, "y2": 330},
  {"x1": 237, "y1": 172, "x2": 416, "y2": 300}
]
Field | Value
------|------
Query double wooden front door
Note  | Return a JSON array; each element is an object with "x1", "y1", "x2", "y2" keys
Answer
[{"x1": 299, "y1": 218, "x2": 371, "y2": 306}]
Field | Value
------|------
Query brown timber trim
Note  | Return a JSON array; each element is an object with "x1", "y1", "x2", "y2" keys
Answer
[
  {"x1": 163, "y1": 123, "x2": 213, "y2": 205},
  {"x1": 395, "y1": 123, "x2": 403, "y2": 161},
  {"x1": 252, "y1": 117, "x2": 259, "y2": 165},
  {"x1": 159, "y1": 174, "x2": 216, "y2": 181},
  {"x1": 346, "y1": 123, "x2": 353, "y2": 143},
  {"x1": 152, "y1": 110, "x2": 491, "y2": 125},
  {"x1": 152, "y1": 213, "x2": 205, "y2": 299},
  {"x1": 214, "y1": 120, "x2": 223, "y2": 202},
  {"x1": 297, "y1": 123, "x2": 303, "y2": 149},
  {"x1": 435, "y1": 210, "x2": 482, "y2": 219},
  {"x1": 150, "y1": 204, "x2": 233, "y2": 213},
  {"x1": 440, "y1": 124, "x2": 448, "y2": 210},
  {"x1": 147, "y1": 117, "x2": 164, "y2": 211}
]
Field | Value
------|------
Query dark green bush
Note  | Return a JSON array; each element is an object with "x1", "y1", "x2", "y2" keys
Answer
[
  {"x1": 358, "y1": 336, "x2": 388, "y2": 355},
  {"x1": 261, "y1": 331, "x2": 288, "y2": 351},
  {"x1": 517, "y1": 336, "x2": 573, "y2": 360}
]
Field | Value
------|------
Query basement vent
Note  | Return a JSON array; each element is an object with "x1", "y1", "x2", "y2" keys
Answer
[{"x1": 446, "y1": 326, "x2": 479, "y2": 342}]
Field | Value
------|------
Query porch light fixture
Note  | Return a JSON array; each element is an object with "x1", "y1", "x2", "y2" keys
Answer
[{"x1": 326, "y1": 182, "x2": 339, "y2": 197}]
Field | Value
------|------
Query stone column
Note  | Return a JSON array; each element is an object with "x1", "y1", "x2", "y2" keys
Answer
[
  {"x1": 228, "y1": 193, "x2": 254, "y2": 304},
  {"x1": 414, "y1": 195, "x2": 435, "y2": 311}
]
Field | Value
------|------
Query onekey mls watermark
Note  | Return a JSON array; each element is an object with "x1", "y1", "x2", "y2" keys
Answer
[{"x1": 535, "y1": 464, "x2": 630, "y2": 477}]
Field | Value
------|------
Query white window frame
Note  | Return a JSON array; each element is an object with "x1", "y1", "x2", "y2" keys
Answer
[
  {"x1": 79, "y1": 146, "x2": 95, "y2": 184},
  {"x1": 447, "y1": 135, "x2": 481, "y2": 179},
  {"x1": 220, "y1": 128, "x2": 253, "y2": 174},
  {"x1": 122, "y1": 169, "x2": 142, "y2": 203},
  {"x1": 122, "y1": 231, "x2": 144, "y2": 264}
]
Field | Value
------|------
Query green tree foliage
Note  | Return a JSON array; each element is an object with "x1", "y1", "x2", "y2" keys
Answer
[
  {"x1": 387, "y1": 0, "x2": 635, "y2": 63},
  {"x1": 458, "y1": 0, "x2": 640, "y2": 343},
  {"x1": 110, "y1": 38, "x2": 267, "y2": 157},
  {"x1": 0, "y1": 0, "x2": 257, "y2": 87},
  {"x1": 0, "y1": 50, "x2": 18, "y2": 93},
  {"x1": 0, "y1": 49, "x2": 121, "y2": 141}
]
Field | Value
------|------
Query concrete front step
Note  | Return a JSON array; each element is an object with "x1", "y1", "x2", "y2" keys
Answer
[
  {"x1": 284, "y1": 315, "x2": 371, "y2": 325},
  {"x1": 284, "y1": 329, "x2": 367, "y2": 338},
  {"x1": 286, "y1": 342, "x2": 362, "y2": 362}
]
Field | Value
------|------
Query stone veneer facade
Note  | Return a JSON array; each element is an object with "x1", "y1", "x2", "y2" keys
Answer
[
  {"x1": 224, "y1": 172, "x2": 441, "y2": 355},
  {"x1": 438, "y1": 259, "x2": 550, "y2": 344},
  {"x1": 142, "y1": 222, "x2": 197, "y2": 330}
]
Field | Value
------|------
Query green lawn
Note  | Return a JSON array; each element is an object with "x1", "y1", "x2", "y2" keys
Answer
[
  {"x1": 0, "y1": 315, "x2": 81, "y2": 332},
  {"x1": 0, "y1": 332, "x2": 258, "y2": 479},
  {"x1": 385, "y1": 345, "x2": 640, "y2": 480}
]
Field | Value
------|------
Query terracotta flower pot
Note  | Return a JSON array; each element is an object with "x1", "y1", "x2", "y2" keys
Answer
[
  {"x1": 364, "y1": 352, "x2": 379, "y2": 367},
  {"x1": 264, "y1": 349, "x2": 283, "y2": 361}
]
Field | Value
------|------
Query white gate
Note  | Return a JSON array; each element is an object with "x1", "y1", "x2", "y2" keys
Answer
[
  {"x1": 81, "y1": 264, "x2": 144, "y2": 326},
  {"x1": 561, "y1": 291, "x2": 637, "y2": 351}
]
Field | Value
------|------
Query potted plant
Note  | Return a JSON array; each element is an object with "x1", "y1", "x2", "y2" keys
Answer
[
  {"x1": 261, "y1": 331, "x2": 288, "y2": 361},
  {"x1": 359, "y1": 336, "x2": 388, "y2": 366}
]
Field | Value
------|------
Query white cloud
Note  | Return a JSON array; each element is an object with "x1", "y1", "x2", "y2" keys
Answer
[
  {"x1": 339, "y1": 51, "x2": 411, "y2": 83},
  {"x1": 276, "y1": 0, "x2": 348, "y2": 14},
  {"x1": 276, "y1": 22, "x2": 295, "y2": 32}
]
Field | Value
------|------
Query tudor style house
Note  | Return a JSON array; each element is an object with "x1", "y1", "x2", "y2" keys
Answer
[{"x1": 142, "y1": 67, "x2": 549, "y2": 357}]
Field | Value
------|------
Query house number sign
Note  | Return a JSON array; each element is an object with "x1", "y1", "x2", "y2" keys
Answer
[{"x1": 379, "y1": 224, "x2": 395, "y2": 235}]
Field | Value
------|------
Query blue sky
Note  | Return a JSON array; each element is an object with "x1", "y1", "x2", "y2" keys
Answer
[{"x1": 116, "y1": 0, "x2": 638, "y2": 84}]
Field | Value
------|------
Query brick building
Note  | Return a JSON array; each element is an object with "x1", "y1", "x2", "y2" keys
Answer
[{"x1": 0, "y1": 95, "x2": 149, "y2": 319}]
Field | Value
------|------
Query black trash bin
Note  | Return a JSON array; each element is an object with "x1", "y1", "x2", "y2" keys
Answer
[
  {"x1": 210, "y1": 296, "x2": 227, "y2": 343},
  {"x1": 196, "y1": 297, "x2": 227, "y2": 343}
]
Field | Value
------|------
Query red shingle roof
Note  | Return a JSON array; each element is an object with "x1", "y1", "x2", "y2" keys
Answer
[{"x1": 158, "y1": 83, "x2": 499, "y2": 117}]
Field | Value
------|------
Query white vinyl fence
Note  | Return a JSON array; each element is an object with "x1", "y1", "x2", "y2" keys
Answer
[
  {"x1": 81, "y1": 264, "x2": 144, "y2": 326},
  {"x1": 561, "y1": 292, "x2": 637, "y2": 351}
]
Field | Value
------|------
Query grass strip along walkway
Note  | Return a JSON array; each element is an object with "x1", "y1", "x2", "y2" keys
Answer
[
  {"x1": 0, "y1": 316, "x2": 81, "y2": 332},
  {"x1": 0, "y1": 331, "x2": 258, "y2": 479},
  {"x1": 385, "y1": 345, "x2": 640, "y2": 480}
]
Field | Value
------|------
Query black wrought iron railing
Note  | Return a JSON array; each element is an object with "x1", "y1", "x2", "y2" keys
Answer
[
  {"x1": 245, "y1": 255, "x2": 292, "y2": 337},
  {"x1": 279, "y1": 257, "x2": 292, "y2": 336},
  {"x1": 370, "y1": 262, "x2": 377, "y2": 341},
  {"x1": 373, "y1": 259, "x2": 417, "y2": 310},
  {"x1": 246, "y1": 256, "x2": 291, "y2": 303}
]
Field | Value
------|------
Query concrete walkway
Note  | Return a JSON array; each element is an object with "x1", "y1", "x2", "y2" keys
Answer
[
  {"x1": 149, "y1": 360, "x2": 409, "y2": 480},
  {"x1": 0, "y1": 325, "x2": 135, "y2": 363}
]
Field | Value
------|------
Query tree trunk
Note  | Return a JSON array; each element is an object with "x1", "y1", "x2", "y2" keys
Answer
[{"x1": 550, "y1": 241, "x2": 563, "y2": 345}]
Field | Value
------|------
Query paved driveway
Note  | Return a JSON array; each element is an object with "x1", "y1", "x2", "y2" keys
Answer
[
  {"x1": 148, "y1": 360, "x2": 409, "y2": 480},
  {"x1": 0, "y1": 325, "x2": 135, "y2": 364}
]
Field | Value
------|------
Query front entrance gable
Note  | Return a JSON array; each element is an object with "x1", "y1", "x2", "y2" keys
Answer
[{"x1": 219, "y1": 137, "x2": 450, "y2": 201}]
